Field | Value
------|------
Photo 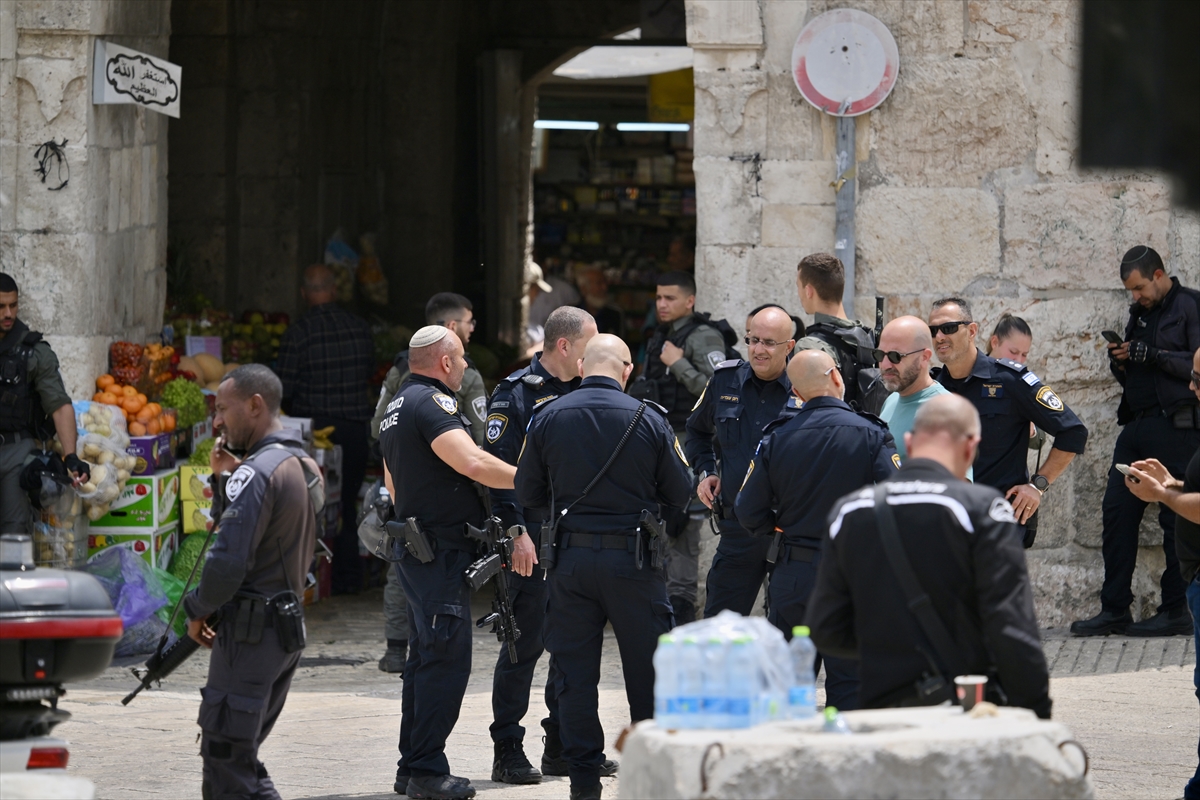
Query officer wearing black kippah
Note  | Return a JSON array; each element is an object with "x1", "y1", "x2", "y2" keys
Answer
[
  {"x1": 686, "y1": 306, "x2": 796, "y2": 617},
  {"x1": 517, "y1": 334, "x2": 692, "y2": 800},
  {"x1": 736, "y1": 349, "x2": 898, "y2": 711},
  {"x1": 929, "y1": 296, "x2": 1088, "y2": 549},
  {"x1": 378, "y1": 325, "x2": 520, "y2": 800},
  {"x1": 482, "y1": 307, "x2": 600, "y2": 784}
]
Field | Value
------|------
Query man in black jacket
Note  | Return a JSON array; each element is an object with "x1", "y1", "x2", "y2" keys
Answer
[
  {"x1": 807, "y1": 394, "x2": 1052, "y2": 718},
  {"x1": 1072, "y1": 246, "x2": 1200, "y2": 637}
]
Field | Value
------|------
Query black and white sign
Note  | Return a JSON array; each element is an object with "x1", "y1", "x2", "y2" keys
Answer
[{"x1": 93, "y1": 40, "x2": 182, "y2": 118}]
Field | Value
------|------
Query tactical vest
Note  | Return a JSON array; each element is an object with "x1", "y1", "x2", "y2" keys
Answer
[
  {"x1": 806, "y1": 321, "x2": 888, "y2": 415},
  {"x1": 636, "y1": 315, "x2": 709, "y2": 428},
  {"x1": 0, "y1": 330, "x2": 48, "y2": 435}
]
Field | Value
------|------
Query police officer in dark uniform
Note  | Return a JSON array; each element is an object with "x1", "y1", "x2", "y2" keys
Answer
[
  {"x1": 629, "y1": 270, "x2": 730, "y2": 624},
  {"x1": 736, "y1": 349, "x2": 898, "y2": 711},
  {"x1": 517, "y1": 334, "x2": 692, "y2": 800},
  {"x1": 0, "y1": 273, "x2": 89, "y2": 533},
  {"x1": 930, "y1": 297, "x2": 1088, "y2": 548},
  {"x1": 378, "y1": 326, "x2": 520, "y2": 800},
  {"x1": 1073, "y1": 247, "x2": 1200, "y2": 637},
  {"x1": 686, "y1": 306, "x2": 796, "y2": 617},
  {"x1": 807, "y1": 394, "x2": 1052, "y2": 718},
  {"x1": 185, "y1": 365, "x2": 322, "y2": 800},
  {"x1": 483, "y1": 307, "x2": 599, "y2": 784}
]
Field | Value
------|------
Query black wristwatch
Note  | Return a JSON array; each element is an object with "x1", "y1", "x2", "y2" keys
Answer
[{"x1": 1031, "y1": 474, "x2": 1050, "y2": 493}]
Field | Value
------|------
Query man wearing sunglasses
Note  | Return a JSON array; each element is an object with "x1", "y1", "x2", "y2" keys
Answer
[
  {"x1": 876, "y1": 316, "x2": 952, "y2": 463},
  {"x1": 686, "y1": 306, "x2": 797, "y2": 617},
  {"x1": 930, "y1": 297, "x2": 1088, "y2": 551},
  {"x1": 736, "y1": 349, "x2": 899, "y2": 710}
]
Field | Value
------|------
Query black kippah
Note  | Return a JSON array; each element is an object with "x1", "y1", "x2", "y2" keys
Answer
[{"x1": 0, "y1": 273, "x2": 17, "y2": 293}]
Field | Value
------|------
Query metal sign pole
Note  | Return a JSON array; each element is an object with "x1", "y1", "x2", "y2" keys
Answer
[{"x1": 834, "y1": 115, "x2": 856, "y2": 317}]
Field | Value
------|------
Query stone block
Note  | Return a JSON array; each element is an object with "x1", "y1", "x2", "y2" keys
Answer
[
  {"x1": 91, "y1": 0, "x2": 169, "y2": 37},
  {"x1": 117, "y1": 148, "x2": 131, "y2": 230},
  {"x1": 1026, "y1": 550, "x2": 1103, "y2": 629},
  {"x1": 14, "y1": 1, "x2": 91, "y2": 32},
  {"x1": 750, "y1": 247, "x2": 810, "y2": 314},
  {"x1": 1, "y1": 231, "x2": 97, "y2": 335},
  {"x1": 765, "y1": 73, "x2": 822, "y2": 161},
  {"x1": 39, "y1": 333, "x2": 109, "y2": 400},
  {"x1": 761, "y1": 0, "x2": 807, "y2": 74},
  {"x1": 0, "y1": 1, "x2": 15, "y2": 60},
  {"x1": 760, "y1": 203, "x2": 835, "y2": 249},
  {"x1": 694, "y1": 157, "x2": 762, "y2": 246},
  {"x1": 857, "y1": 187, "x2": 999, "y2": 295},
  {"x1": 686, "y1": 0, "x2": 762, "y2": 48},
  {"x1": 696, "y1": 245, "x2": 754, "y2": 329},
  {"x1": 693, "y1": 78, "x2": 767, "y2": 158},
  {"x1": 968, "y1": 0, "x2": 1079, "y2": 45},
  {"x1": 870, "y1": 56, "x2": 1035, "y2": 188},
  {"x1": 0, "y1": 59, "x2": 17, "y2": 146},
  {"x1": 1011, "y1": 41, "x2": 1079, "y2": 176},
  {"x1": 694, "y1": 69, "x2": 768, "y2": 141},
  {"x1": 620, "y1": 707, "x2": 1092, "y2": 799},
  {"x1": 1003, "y1": 181, "x2": 1173, "y2": 290},
  {"x1": 759, "y1": 160, "x2": 835, "y2": 205},
  {"x1": 129, "y1": 144, "x2": 144, "y2": 227},
  {"x1": 15, "y1": 142, "x2": 90, "y2": 231},
  {"x1": 15, "y1": 53, "x2": 88, "y2": 138},
  {"x1": 0, "y1": 143, "x2": 17, "y2": 232},
  {"x1": 15, "y1": 31, "x2": 86, "y2": 59},
  {"x1": 807, "y1": 0, "x2": 966, "y2": 59}
]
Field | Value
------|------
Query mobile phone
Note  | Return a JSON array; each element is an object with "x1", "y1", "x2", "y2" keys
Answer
[
  {"x1": 1101, "y1": 330, "x2": 1124, "y2": 345},
  {"x1": 1115, "y1": 463, "x2": 1140, "y2": 483}
]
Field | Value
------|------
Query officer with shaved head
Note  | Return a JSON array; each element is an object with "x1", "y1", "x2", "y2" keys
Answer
[
  {"x1": 736, "y1": 349, "x2": 898, "y2": 711},
  {"x1": 807, "y1": 395, "x2": 1052, "y2": 718},
  {"x1": 516, "y1": 334, "x2": 692, "y2": 800}
]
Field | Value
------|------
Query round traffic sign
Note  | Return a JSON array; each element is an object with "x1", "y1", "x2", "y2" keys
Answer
[{"x1": 792, "y1": 8, "x2": 899, "y2": 117}]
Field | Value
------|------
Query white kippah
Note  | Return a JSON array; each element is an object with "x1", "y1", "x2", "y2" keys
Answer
[{"x1": 410, "y1": 325, "x2": 451, "y2": 348}]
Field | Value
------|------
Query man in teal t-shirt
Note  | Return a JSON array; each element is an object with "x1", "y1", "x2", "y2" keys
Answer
[{"x1": 877, "y1": 317, "x2": 948, "y2": 461}]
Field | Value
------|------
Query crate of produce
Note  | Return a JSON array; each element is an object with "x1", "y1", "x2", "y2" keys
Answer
[
  {"x1": 180, "y1": 465, "x2": 214, "y2": 501},
  {"x1": 182, "y1": 500, "x2": 214, "y2": 534},
  {"x1": 87, "y1": 523, "x2": 177, "y2": 570},
  {"x1": 88, "y1": 468, "x2": 179, "y2": 529}
]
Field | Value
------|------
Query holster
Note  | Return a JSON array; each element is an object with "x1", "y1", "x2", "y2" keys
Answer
[
  {"x1": 271, "y1": 590, "x2": 306, "y2": 654},
  {"x1": 766, "y1": 529, "x2": 783, "y2": 564},
  {"x1": 540, "y1": 515, "x2": 560, "y2": 571},
  {"x1": 385, "y1": 517, "x2": 436, "y2": 563},
  {"x1": 232, "y1": 596, "x2": 267, "y2": 645},
  {"x1": 640, "y1": 510, "x2": 667, "y2": 571},
  {"x1": 1172, "y1": 405, "x2": 1200, "y2": 430}
]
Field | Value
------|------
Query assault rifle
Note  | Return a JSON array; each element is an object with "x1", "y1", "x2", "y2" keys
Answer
[
  {"x1": 122, "y1": 610, "x2": 221, "y2": 705},
  {"x1": 464, "y1": 517, "x2": 521, "y2": 662}
]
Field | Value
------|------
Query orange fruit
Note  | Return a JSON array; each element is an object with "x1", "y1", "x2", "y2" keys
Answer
[
  {"x1": 163, "y1": 415, "x2": 176, "y2": 432},
  {"x1": 129, "y1": 421, "x2": 147, "y2": 436},
  {"x1": 136, "y1": 393, "x2": 147, "y2": 405},
  {"x1": 96, "y1": 374, "x2": 115, "y2": 390},
  {"x1": 121, "y1": 385, "x2": 138, "y2": 398},
  {"x1": 93, "y1": 392, "x2": 105, "y2": 403},
  {"x1": 147, "y1": 419, "x2": 161, "y2": 435},
  {"x1": 135, "y1": 407, "x2": 155, "y2": 424},
  {"x1": 121, "y1": 396, "x2": 144, "y2": 414},
  {"x1": 98, "y1": 392, "x2": 119, "y2": 406},
  {"x1": 146, "y1": 403, "x2": 162, "y2": 416}
]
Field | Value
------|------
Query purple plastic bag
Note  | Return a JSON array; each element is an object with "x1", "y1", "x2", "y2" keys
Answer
[{"x1": 85, "y1": 546, "x2": 168, "y2": 630}]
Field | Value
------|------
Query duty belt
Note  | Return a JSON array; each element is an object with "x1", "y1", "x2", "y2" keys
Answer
[
  {"x1": 780, "y1": 541, "x2": 819, "y2": 564},
  {"x1": 1131, "y1": 406, "x2": 1163, "y2": 420},
  {"x1": 0, "y1": 430, "x2": 29, "y2": 446},
  {"x1": 561, "y1": 531, "x2": 637, "y2": 551}
]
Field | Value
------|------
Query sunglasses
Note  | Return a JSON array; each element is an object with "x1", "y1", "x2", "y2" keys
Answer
[
  {"x1": 873, "y1": 348, "x2": 925, "y2": 365},
  {"x1": 1191, "y1": 370, "x2": 1200, "y2": 386},
  {"x1": 929, "y1": 320, "x2": 971, "y2": 337}
]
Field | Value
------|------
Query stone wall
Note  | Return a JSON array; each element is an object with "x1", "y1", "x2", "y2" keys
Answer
[
  {"x1": 1, "y1": 0, "x2": 171, "y2": 398},
  {"x1": 686, "y1": 0, "x2": 1200, "y2": 627}
]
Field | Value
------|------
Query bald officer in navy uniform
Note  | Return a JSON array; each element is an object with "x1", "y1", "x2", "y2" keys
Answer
[
  {"x1": 517, "y1": 334, "x2": 692, "y2": 800},
  {"x1": 736, "y1": 349, "x2": 899, "y2": 711},
  {"x1": 378, "y1": 325, "x2": 520, "y2": 800},
  {"x1": 930, "y1": 297, "x2": 1088, "y2": 548}
]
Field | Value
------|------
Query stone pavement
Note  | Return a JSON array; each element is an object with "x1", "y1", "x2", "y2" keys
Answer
[{"x1": 57, "y1": 589, "x2": 1199, "y2": 799}]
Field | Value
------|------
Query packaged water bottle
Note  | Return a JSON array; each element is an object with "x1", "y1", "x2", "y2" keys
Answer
[
  {"x1": 726, "y1": 636, "x2": 755, "y2": 729},
  {"x1": 822, "y1": 706, "x2": 852, "y2": 734},
  {"x1": 789, "y1": 625, "x2": 817, "y2": 719},
  {"x1": 653, "y1": 634, "x2": 680, "y2": 728},
  {"x1": 677, "y1": 636, "x2": 703, "y2": 728},
  {"x1": 700, "y1": 635, "x2": 728, "y2": 728}
]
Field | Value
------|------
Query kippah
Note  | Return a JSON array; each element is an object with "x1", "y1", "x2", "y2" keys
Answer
[{"x1": 410, "y1": 325, "x2": 450, "y2": 348}]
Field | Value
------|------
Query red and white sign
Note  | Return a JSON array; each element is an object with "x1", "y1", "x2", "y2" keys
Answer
[{"x1": 792, "y1": 8, "x2": 899, "y2": 117}]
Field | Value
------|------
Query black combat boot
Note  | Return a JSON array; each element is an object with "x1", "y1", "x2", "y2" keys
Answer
[
  {"x1": 541, "y1": 720, "x2": 618, "y2": 777},
  {"x1": 379, "y1": 640, "x2": 407, "y2": 674},
  {"x1": 670, "y1": 595, "x2": 695, "y2": 625},
  {"x1": 1069, "y1": 609, "x2": 1133, "y2": 637},
  {"x1": 570, "y1": 783, "x2": 603, "y2": 800},
  {"x1": 492, "y1": 738, "x2": 542, "y2": 784},
  {"x1": 1126, "y1": 606, "x2": 1193, "y2": 637},
  {"x1": 405, "y1": 774, "x2": 475, "y2": 800}
]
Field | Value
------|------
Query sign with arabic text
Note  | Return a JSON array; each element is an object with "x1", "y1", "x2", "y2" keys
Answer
[{"x1": 92, "y1": 40, "x2": 181, "y2": 118}]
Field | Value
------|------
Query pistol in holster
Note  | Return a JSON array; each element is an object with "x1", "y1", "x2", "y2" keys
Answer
[
  {"x1": 638, "y1": 510, "x2": 667, "y2": 571},
  {"x1": 709, "y1": 494, "x2": 724, "y2": 534},
  {"x1": 231, "y1": 591, "x2": 306, "y2": 653},
  {"x1": 540, "y1": 511, "x2": 563, "y2": 571},
  {"x1": 765, "y1": 527, "x2": 784, "y2": 565},
  {"x1": 384, "y1": 517, "x2": 436, "y2": 564}
]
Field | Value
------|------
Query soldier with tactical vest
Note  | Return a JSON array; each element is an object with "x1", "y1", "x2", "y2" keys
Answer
[
  {"x1": 0, "y1": 273, "x2": 90, "y2": 534},
  {"x1": 629, "y1": 271, "x2": 734, "y2": 623}
]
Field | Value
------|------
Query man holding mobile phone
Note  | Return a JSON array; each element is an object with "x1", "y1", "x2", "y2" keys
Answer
[{"x1": 1071, "y1": 246, "x2": 1200, "y2": 638}]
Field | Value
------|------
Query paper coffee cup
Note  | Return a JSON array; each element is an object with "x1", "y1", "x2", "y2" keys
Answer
[{"x1": 955, "y1": 675, "x2": 988, "y2": 711}]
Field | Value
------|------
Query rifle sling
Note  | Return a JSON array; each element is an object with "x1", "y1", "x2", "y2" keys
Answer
[{"x1": 872, "y1": 484, "x2": 965, "y2": 681}]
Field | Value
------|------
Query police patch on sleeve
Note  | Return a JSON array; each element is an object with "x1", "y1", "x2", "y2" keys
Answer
[
  {"x1": 432, "y1": 393, "x2": 458, "y2": 414},
  {"x1": 1035, "y1": 385, "x2": 1064, "y2": 411},
  {"x1": 225, "y1": 464, "x2": 256, "y2": 502},
  {"x1": 989, "y1": 497, "x2": 1017, "y2": 524},
  {"x1": 472, "y1": 396, "x2": 487, "y2": 422},
  {"x1": 706, "y1": 351, "x2": 725, "y2": 370},
  {"x1": 892, "y1": 453, "x2": 902, "y2": 469},
  {"x1": 486, "y1": 414, "x2": 508, "y2": 444},
  {"x1": 674, "y1": 436, "x2": 689, "y2": 466}
]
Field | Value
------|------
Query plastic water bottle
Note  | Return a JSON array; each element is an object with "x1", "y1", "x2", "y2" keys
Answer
[
  {"x1": 700, "y1": 635, "x2": 728, "y2": 728},
  {"x1": 726, "y1": 636, "x2": 756, "y2": 729},
  {"x1": 677, "y1": 636, "x2": 703, "y2": 728},
  {"x1": 653, "y1": 634, "x2": 680, "y2": 729},
  {"x1": 789, "y1": 625, "x2": 817, "y2": 719},
  {"x1": 822, "y1": 706, "x2": 852, "y2": 734}
]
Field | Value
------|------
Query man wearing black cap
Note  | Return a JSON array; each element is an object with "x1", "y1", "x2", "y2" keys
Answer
[
  {"x1": 1072, "y1": 246, "x2": 1200, "y2": 637},
  {"x1": 0, "y1": 273, "x2": 89, "y2": 534}
]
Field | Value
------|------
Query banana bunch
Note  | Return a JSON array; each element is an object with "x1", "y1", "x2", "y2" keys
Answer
[{"x1": 312, "y1": 425, "x2": 336, "y2": 450}]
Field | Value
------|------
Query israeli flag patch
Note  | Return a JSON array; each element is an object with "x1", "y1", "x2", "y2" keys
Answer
[{"x1": 1022, "y1": 372, "x2": 1040, "y2": 386}]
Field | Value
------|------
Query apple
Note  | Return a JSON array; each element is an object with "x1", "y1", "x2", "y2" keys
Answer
[{"x1": 135, "y1": 485, "x2": 148, "y2": 496}]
